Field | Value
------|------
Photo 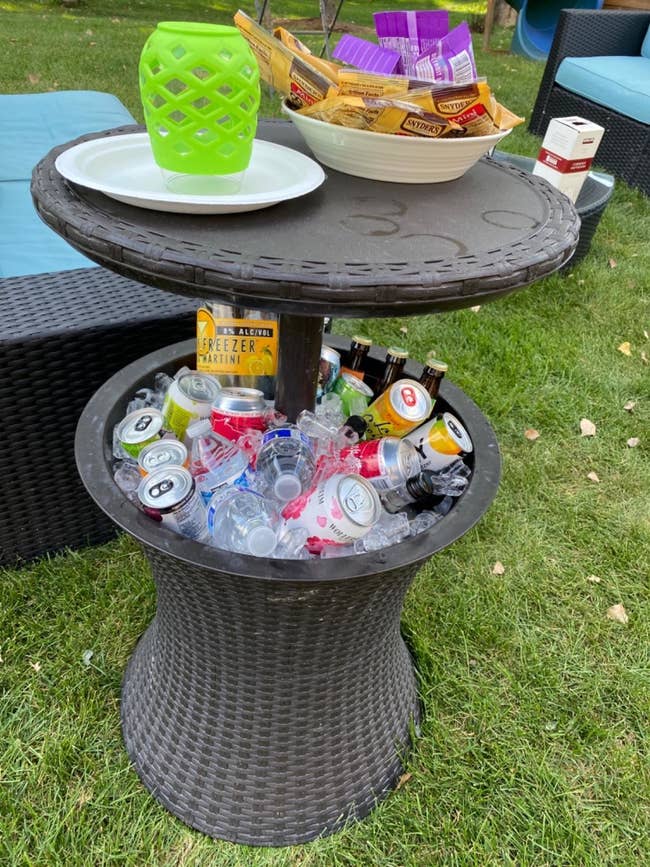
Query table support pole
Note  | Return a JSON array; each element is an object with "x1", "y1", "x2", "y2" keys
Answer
[{"x1": 275, "y1": 313, "x2": 324, "y2": 421}]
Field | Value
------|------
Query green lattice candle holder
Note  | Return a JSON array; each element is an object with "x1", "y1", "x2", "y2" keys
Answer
[{"x1": 139, "y1": 22, "x2": 260, "y2": 190}]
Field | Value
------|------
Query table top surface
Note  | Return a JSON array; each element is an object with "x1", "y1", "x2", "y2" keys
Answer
[{"x1": 32, "y1": 119, "x2": 580, "y2": 318}]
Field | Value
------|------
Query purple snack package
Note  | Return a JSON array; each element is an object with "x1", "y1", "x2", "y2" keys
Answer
[
  {"x1": 332, "y1": 33, "x2": 401, "y2": 75},
  {"x1": 414, "y1": 22, "x2": 477, "y2": 84},
  {"x1": 373, "y1": 10, "x2": 449, "y2": 75}
]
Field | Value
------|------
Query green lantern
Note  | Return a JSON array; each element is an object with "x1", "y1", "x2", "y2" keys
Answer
[{"x1": 139, "y1": 22, "x2": 260, "y2": 178}]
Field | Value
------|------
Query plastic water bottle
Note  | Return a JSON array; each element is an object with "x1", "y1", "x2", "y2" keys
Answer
[
  {"x1": 187, "y1": 418, "x2": 249, "y2": 504},
  {"x1": 206, "y1": 486, "x2": 280, "y2": 556},
  {"x1": 255, "y1": 426, "x2": 315, "y2": 502}
]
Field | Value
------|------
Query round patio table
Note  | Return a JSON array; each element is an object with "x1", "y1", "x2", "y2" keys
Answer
[{"x1": 32, "y1": 120, "x2": 579, "y2": 846}]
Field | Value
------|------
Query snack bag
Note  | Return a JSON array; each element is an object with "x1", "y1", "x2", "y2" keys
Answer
[
  {"x1": 413, "y1": 22, "x2": 477, "y2": 85},
  {"x1": 297, "y1": 94, "x2": 461, "y2": 138},
  {"x1": 374, "y1": 10, "x2": 449, "y2": 75},
  {"x1": 234, "y1": 10, "x2": 336, "y2": 108},
  {"x1": 337, "y1": 70, "x2": 430, "y2": 98},
  {"x1": 273, "y1": 26, "x2": 341, "y2": 82},
  {"x1": 332, "y1": 34, "x2": 401, "y2": 75}
]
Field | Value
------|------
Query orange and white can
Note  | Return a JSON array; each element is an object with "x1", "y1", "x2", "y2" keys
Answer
[
  {"x1": 405, "y1": 412, "x2": 473, "y2": 470},
  {"x1": 363, "y1": 379, "x2": 432, "y2": 440}
]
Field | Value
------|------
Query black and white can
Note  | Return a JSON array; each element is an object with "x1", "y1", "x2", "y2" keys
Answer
[{"x1": 137, "y1": 466, "x2": 207, "y2": 541}]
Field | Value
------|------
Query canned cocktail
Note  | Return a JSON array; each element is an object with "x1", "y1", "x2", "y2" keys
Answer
[
  {"x1": 162, "y1": 372, "x2": 221, "y2": 440},
  {"x1": 405, "y1": 412, "x2": 473, "y2": 470},
  {"x1": 210, "y1": 387, "x2": 267, "y2": 441},
  {"x1": 340, "y1": 437, "x2": 421, "y2": 490},
  {"x1": 116, "y1": 408, "x2": 165, "y2": 458},
  {"x1": 363, "y1": 379, "x2": 432, "y2": 440},
  {"x1": 137, "y1": 438, "x2": 189, "y2": 476},
  {"x1": 281, "y1": 473, "x2": 381, "y2": 553},
  {"x1": 137, "y1": 466, "x2": 208, "y2": 541}
]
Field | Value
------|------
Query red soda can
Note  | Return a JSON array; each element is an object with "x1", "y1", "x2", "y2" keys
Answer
[
  {"x1": 281, "y1": 472, "x2": 381, "y2": 554},
  {"x1": 340, "y1": 437, "x2": 421, "y2": 490},
  {"x1": 211, "y1": 387, "x2": 267, "y2": 441}
]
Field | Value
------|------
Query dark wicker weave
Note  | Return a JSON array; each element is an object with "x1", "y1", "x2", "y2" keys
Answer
[
  {"x1": 76, "y1": 337, "x2": 501, "y2": 846},
  {"x1": 32, "y1": 121, "x2": 580, "y2": 318},
  {"x1": 529, "y1": 9, "x2": 650, "y2": 196},
  {"x1": 0, "y1": 268, "x2": 195, "y2": 566},
  {"x1": 491, "y1": 151, "x2": 615, "y2": 267}
]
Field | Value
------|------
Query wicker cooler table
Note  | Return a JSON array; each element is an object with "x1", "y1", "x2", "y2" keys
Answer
[{"x1": 31, "y1": 120, "x2": 580, "y2": 846}]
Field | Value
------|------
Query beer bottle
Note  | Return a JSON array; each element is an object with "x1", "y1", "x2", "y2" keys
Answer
[
  {"x1": 340, "y1": 335, "x2": 372, "y2": 381},
  {"x1": 419, "y1": 355, "x2": 448, "y2": 402},
  {"x1": 374, "y1": 346, "x2": 409, "y2": 397}
]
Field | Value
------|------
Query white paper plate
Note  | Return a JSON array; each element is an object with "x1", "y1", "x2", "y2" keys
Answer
[{"x1": 54, "y1": 133, "x2": 326, "y2": 214}]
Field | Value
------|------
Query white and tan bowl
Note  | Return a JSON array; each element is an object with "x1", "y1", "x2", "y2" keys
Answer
[{"x1": 282, "y1": 99, "x2": 511, "y2": 184}]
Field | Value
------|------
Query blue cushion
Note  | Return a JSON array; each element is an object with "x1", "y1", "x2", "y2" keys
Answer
[
  {"x1": 556, "y1": 56, "x2": 650, "y2": 125},
  {"x1": 0, "y1": 90, "x2": 135, "y2": 277},
  {"x1": 0, "y1": 180, "x2": 94, "y2": 278},
  {"x1": 642, "y1": 23, "x2": 650, "y2": 59},
  {"x1": 1, "y1": 90, "x2": 135, "y2": 181}
]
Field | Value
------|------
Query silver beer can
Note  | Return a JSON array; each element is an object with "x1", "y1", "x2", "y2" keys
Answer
[
  {"x1": 281, "y1": 472, "x2": 381, "y2": 553},
  {"x1": 317, "y1": 345, "x2": 341, "y2": 399},
  {"x1": 137, "y1": 466, "x2": 207, "y2": 541},
  {"x1": 137, "y1": 439, "x2": 188, "y2": 477}
]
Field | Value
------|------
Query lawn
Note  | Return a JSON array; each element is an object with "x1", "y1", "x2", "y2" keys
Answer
[{"x1": 1, "y1": 2, "x2": 649, "y2": 865}]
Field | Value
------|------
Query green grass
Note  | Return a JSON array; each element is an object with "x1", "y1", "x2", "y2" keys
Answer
[{"x1": 1, "y1": 1, "x2": 649, "y2": 864}]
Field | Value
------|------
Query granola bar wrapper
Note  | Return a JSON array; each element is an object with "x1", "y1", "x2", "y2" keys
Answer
[
  {"x1": 374, "y1": 10, "x2": 449, "y2": 75},
  {"x1": 234, "y1": 10, "x2": 336, "y2": 108},
  {"x1": 296, "y1": 95, "x2": 461, "y2": 138},
  {"x1": 413, "y1": 22, "x2": 477, "y2": 85},
  {"x1": 273, "y1": 26, "x2": 342, "y2": 82}
]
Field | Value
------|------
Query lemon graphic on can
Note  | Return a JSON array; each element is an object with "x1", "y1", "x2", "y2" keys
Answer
[{"x1": 246, "y1": 346, "x2": 275, "y2": 377}]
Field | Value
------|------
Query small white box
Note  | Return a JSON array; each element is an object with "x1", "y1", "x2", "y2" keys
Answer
[{"x1": 532, "y1": 116, "x2": 605, "y2": 202}]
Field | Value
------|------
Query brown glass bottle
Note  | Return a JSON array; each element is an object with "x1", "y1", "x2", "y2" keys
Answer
[
  {"x1": 419, "y1": 356, "x2": 448, "y2": 401},
  {"x1": 340, "y1": 335, "x2": 372, "y2": 381},
  {"x1": 374, "y1": 346, "x2": 409, "y2": 397}
]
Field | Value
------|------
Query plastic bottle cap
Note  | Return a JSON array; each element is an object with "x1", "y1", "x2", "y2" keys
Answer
[
  {"x1": 274, "y1": 473, "x2": 303, "y2": 502},
  {"x1": 186, "y1": 418, "x2": 211, "y2": 438},
  {"x1": 247, "y1": 526, "x2": 278, "y2": 557},
  {"x1": 344, "y1": 415, "x2": 368, "y2": 437}
]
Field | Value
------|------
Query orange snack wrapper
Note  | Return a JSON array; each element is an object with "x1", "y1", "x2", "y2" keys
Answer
[
  {"x1": 297, "y1": 95, "x2": 461, "y2": 138},
  {"x1": 336, "y1": 71, "x2": 523, "y2": 135},
  {"x1": 273, "y1": 27, "x2": 342, "y2": 83},
  {"x1": 234, "y1": 10, "x2": 336, "y2": 108}
]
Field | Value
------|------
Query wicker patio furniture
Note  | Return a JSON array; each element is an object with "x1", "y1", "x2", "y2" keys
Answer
[{"x1": 529, "y1": 9, "x2": 650, "y2": 195}]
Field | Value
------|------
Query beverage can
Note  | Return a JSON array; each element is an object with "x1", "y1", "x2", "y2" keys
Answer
[
  {"x1": 332, "y1": 373, "x2": 374, "y2": 417},
  {"x1": 137, "y1": 438, "x2": 189, "y2": 476},
  {"x1": 162, "y1": 372, "x2": 221, "y2": 440},
  {"x1": 405, "y1": 412, "x2": 473, "y2": 470},
  {"x1": 363, "y1": 379, "x2": 432, "y2": 440},
  {"x1": 281, "y1": 472, "x2": 381, "y2": 553},
  {"x1": 137, "y1": 466, "x2": 207, "y2": 540},
  {"x1": 211, "y1": 386, "x2": 267, "y2": 441},
  {"x1": 117, "y1": 408, "x2": 165, "y2": 458},
  {"x1": 340, "y1": 437, "x2": 421, "y2": 490},
  {"x1": 317, "y1": 345, "x2": 341, "y2": 399}
]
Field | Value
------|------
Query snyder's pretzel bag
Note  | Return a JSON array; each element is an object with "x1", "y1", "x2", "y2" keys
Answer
[
  {"x1": 234, "y1": 10, "x2": 336, "y2": 107},
  {"x1": 273, "y1": 26, "x2": 341, "y2": 82},
  {"x1": 297, "y1": 95, "x2": 461, "y2": 138}
]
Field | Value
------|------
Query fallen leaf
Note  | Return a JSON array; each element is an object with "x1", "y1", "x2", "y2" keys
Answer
[
  {"x1": 644, "y1": 330, "x2": 649, "y2": 340},
  {"x1": 470, "y1": 305, "x2": 481, "y2": 313},
  {"x1": 524, "y1": 428, "x2": 540, "y2": 441},
  {"x1": 641, "y1": 352, "x2": 648, "y2": 365},
  {"x1": 544, "y1": 720, "x2": 558, "y2": 731},
  {"x1": 395, "y1": 772, "x2": 412, "y2": 790},
  {"x1": 607, "y1": 603, "x2": 628, "y2": 624},
  {"x1": 586, "y1": 575, "x2": 601, "y2": 583},
  {"x1": 82, "y1": 649, "x2": 94, "y2": 666},
  {"x1": 578, "y1": 279, "x2": 585, "y2": 285},
  {"x1": 89, "y1": 42, "x2": 96, "y2": 46},
  {"x1": 586, "y1": 471, "x2": 600, "y2": 482},
  {"x1": 399, "y1": 326, "x2": 408, "y2": 334},
  {"x1": 27, "y1": 73, "x2": 40, "y2": 85},
  {"x1": 617, "y1": 341, "x2": 632, "y2": 356},
  {"x1": 30, "y1": 661, "x2": 41, "y2": 672},
  {"x1": 627, "y1": 437, "x2": 640, "y2": 448},
  {"x1": 608, "y1": 258, "x2": 617, "y2": 269},
  {"x1": 85, "y1": 29, "x2": 93, "y2": 36},
  {"x1": 492, "y1": 561, "x2": 505, "y2": 575},
  {"x1": 623, "y1": 400, "x2": 636, "y2": 412},
  {"x1": 580, "y1": 418, "x2": 596, "y2": 437},
  {"x1": 111, "y1": 17, "x2": 120, "y2": 23}
]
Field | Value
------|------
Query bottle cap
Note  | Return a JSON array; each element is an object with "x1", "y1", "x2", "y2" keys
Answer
[
  {"x1": 247, "y1": 526, "x2": 278, "y2": 557},
  {"x1": 405, "y1": 470, "x2": 437, "y2": 499},
  {"x1": 344, "y1": 415, "x2": 368, "y2": 437},
  {"x1": 386, "y1": 346, "x2": 409, "y2": 359},
  {"x1": 352, "y1": 335, "x2": 372, "y2": 346},
  {"x1": 186, "y1": 418, "x2": 211, "y2": 438},
  {"x1": 424, "y1": 355, "x2": 448, "y2": 372},
  {"x1": 274, "y1": 473, "x2": 303, "y2": 502}
]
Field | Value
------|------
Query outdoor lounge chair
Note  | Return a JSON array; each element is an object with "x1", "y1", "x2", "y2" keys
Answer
[
  {"x1": 0, "y1": 92, "x2": 196, "y2": 566},
  {"x1": 529, "y1": 9, "x2": 650, "y2": 196}
]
